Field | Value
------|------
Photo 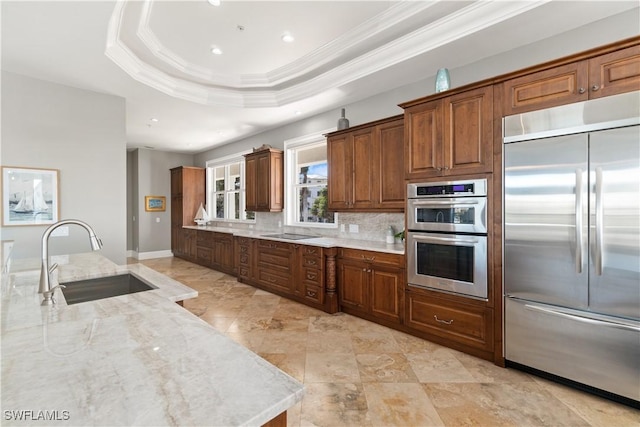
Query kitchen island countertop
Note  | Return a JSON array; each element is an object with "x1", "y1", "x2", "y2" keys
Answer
[{"x1": 1, "y1": 252, "x2": 304, "y2": 426}]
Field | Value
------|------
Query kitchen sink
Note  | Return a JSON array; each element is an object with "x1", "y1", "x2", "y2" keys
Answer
[
  {"x1": 261, "y1": 233, "x2": 318, "y2": 240},
  {"x1": 60, "y1": 273, "x2": 156, "y2": 305}
]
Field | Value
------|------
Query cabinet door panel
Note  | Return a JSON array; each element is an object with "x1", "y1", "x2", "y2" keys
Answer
[
  {"x1": 338, "y1": 262, "x2": 368, "y2": 310},
  {"x1": 352, "y1": 129, "x2": 375, "y2": 208},
  {"x1": 245, "y1": 156, "x2": 257, "y2": 210},
  {"x1": 502, "y1": 61, "x2": 589, "y2": 115},
  {"x1": 444, "y1": 86, "x2": 493, "y2": 175},
  {"x1": 405, "y1": 101, "x2": 442, "y2": 178},
  {"x1": 256, "y1": 154, "x2": 270, "y2": 209},
  {"x1": 370, "y1": 268, "x2": 403, "y2": 323},
  {"x1": 327, "y1": 135, "x2": 351, "y2": 210},
  {"x1": 377, "y1": 119, "x2": 405, "y2": 209},
  {"x1": 589, "y1": 44, "x2": 640, "y2": 99}
]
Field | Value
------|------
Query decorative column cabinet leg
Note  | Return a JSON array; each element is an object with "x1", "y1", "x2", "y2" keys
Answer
[{"x1": 324, "y1": 247, "x2": 339, "y2": 313}]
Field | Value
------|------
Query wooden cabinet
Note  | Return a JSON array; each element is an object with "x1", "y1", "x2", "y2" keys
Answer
[
  {"x1": 503, "y1": 44, "x2": 640, "y2": 115},
  {"x1": 327, "y1": 115, "x2": 404, "y2": 212},
  {"x1": 255, "y1": 239, "x2": 293, "y2": 293},
  {"x1": 194, "y1": 230, "x2": 235, "y2": 274},
  {"x1": 236, "y1": 236, "x2": 253, "y2": 281},
  {"x1": 338, "y1": 248, "x2": 404, "y2": 325},
  {"x1": 405, "y1": 289, "x2": 494, "y2": 359},
  {"x1": 295, "y1": 244, "x2": 325, "y2": 305},
  {"x1": 235, "y1": 237, "x2": 336, "y2": 313},
  {"x1": 402, "y1": 86, "x2": 493, "y2": 179},
  {"x1": 244, "y1": 148, "x2": 284, "y2": 212},
  {"x1": 170, "y1": 166, "x2": 205, "y2": 259}
]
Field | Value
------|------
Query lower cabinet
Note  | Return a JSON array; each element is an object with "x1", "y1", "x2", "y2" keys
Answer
[
  {"x1": 338, "y1": 248, "x2": 404, "y2": 325},
  {"x1": 172, "y1": 228, "x2": 196, "y2": 260},
  {"x1": 405, "y1": 288, "x2": 494, "y2": 360},
  {"x1": 190, "y1": 230, "x2": 235, "y2": 275},
  {"x1": 235, "y1": 238, "x2": 337, "y2": 313}
]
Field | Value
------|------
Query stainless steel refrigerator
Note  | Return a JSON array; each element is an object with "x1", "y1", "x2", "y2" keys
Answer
[{"x1": 503, "y1": 91, "x2": 640, "y2": 403}]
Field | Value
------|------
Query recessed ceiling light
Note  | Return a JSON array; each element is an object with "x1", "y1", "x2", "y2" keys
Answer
[
  {"x1": 207, "y1": 0, "x2": 221, "y2": 6},
  {"x1": 281, "y1": 32, "x2": 294, "y2": 43},
  {"x1": 210, "y1": 46, "x2": 223, "y2": 55},
  {"x1": 150, "y1": 117, "x2": 158, "y2": 122},
  {"x1": 295, "y1": 111, "x2": 302, "y2": 116}
]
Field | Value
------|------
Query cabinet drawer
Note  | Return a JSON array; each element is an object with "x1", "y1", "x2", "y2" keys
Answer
[
  {"x1": 340, "y1": 248, "x2": 404, "y2": 267},
  {"x1": 406, "y1": 292, "x2": 493, "y2": 351},
  {"x1": 257, "y1": 252, "x2": 290, "y2": 269},
  {"x1": 302, "y1": 246, "x2": 321, "y2": 256},
  {"x1": 257, "y1": 239, "x2": 290, "y2": 252},
  {"x1": 258, "y1": 269, "x2": 290, "y2": 290},
  {"x1": 302, "y1": 267, "x2": 322, "y2": 286},
  {"x1": 304, "y1": 285, "x2": 324, "y2": 304},
  {"x1": 302, "y1": 256, "x2": 322, "y2": 269},
  {"x1": 237, "y1": 237, "x2": 251, "y2": 246},
  {"x1": 239, "y1": 266, "x2": 250, "y2": 279},
  {"x1": 239, "y1": 253, "x2": 249, "y2": 265},
  {"x1": 197, "y1": 232, "x2": 214, "y2": 248},
  {"x1": 196, "y1": 246, "x2": 212, "y2": 264}
]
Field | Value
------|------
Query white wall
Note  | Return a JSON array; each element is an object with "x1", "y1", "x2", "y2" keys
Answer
[
  {"x1": 1, "y1": 71, "x2": 127, "y2": 264},
  {"x1": 129, "y1": 148, "x2": 194, "y2": 258}
]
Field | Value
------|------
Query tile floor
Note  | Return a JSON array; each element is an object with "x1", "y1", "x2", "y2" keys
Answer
[{"x1": 133, "y1": 257, "x2": 640, "y2": 427}]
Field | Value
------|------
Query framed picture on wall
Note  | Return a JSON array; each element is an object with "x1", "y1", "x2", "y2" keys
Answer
[
  {"x1": 145, "y1": 195, "x2": 166, "y2": 212},
  {"x1": 1, "y1": 166, "x2": 60, "y2": 226}
]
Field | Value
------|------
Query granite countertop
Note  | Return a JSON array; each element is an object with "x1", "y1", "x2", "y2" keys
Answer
[
  {"x1": 1, "y1": 253, "x2": 304, "y2": 426},
  {"x1": 184, "y1": 225, "x2": 406, "y2": 255}
]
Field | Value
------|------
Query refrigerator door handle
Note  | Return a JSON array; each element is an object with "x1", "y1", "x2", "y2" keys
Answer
[
  {"x1": 524, "y1": 304, "x2": 640, "y2": 332},
  {"x1": 595, "y1": 166, "x2": 604, "y2": 275},
  {"x1": 575, "y1": 168, "x2": 584, "y2": 274}
]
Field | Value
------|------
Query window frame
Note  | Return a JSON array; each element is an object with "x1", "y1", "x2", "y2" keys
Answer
[
  {"x1": 205, "y1": 151, "x2": 255, "y2": 223},
  {"x1": 284, "y1": 129, "x2": 338, "y2": 229}
]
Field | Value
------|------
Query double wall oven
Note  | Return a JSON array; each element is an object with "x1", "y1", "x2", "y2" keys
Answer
[{"x1": 406, "y1": 179, "x2": 488, "y2": 299}]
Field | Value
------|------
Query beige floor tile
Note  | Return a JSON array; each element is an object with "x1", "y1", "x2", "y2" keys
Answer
[
  {"x1": 258, "y1": 331, "x2": 309, "y2": 354},
  {"x1": 356, "y1": 353, "x2": 419, "y2": 383},
  {"x1": 407, "y1": 348, "x2": 476, "y2": 383},
  {"x1": 300, "y1": 382, "x2": 371, "y2": 426},
  {"x1": 305, "y1": 352, "x2": 361, "y2": 383},
  {"x1": 423, "y1": 382, "x2": 591, "y2": 426},
  {"x1": 533, "y1": 377, "x2": 640, "y2": 427},
  {"x1": 351, "y1": 330, "x2": 402, "y2": 354},
  {"x1": 364, "y1": 382, "x2": 445, "y2": 427},
  {"x1": 137, "y1": 257, "x2": 638, "y2": 427},
  {"x1": 307, "y1": 331, "x2": 354, "y2": 353}
]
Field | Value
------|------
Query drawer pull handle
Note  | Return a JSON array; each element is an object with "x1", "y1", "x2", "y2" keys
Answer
[
  {"x1": 306, "y1": 273, "x2": 316, "y2": 279},
  {"x1": 268, "y1": 277, "x2": 277, "y2": 282},
  {"x1": 434, "y1": 315, "x2": 453, "y2": 325},
  {"x1": 306, "y1": 290, "x2": 317, "y2": 297},
  {"x1": 307, "y1": 260, "x2": 317, "y2": 265},
  {"x1": 361, "y1": 255, "x2": 376, "y2": 262}
]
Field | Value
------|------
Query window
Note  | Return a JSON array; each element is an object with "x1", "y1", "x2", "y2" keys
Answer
[
  {"x1": 285, "y1": 132, "x2": 336, "y2": 227},
  {"x1": 206, "y1": 154, "x2": 255, "y2": 222}
]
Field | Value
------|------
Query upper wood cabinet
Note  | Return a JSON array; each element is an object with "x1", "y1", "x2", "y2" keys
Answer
[
  {"x1": 327, "y1": 115, "x2": 404, "y2": 212},
  {"x1": 403, "y1": 85, "x2": 493, "y2": 179},
  {"x1": 244, "y1": 147, "x2": 284, "y2": 212},
  {"x1": 503, "y1": 44, "x2": 640, "y2": 115}
]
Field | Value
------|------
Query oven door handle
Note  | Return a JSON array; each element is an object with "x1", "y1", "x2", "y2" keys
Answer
[
  {"x1": 409, "y1": 199, "x2": 480, "y2": 206},
  {"x1": 410, "y1": 234, "x2": 481, "y2": 245}
]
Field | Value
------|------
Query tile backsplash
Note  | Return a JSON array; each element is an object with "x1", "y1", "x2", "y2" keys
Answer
[{"x1": 214, "y1": 212, "x2": 405, "y2": 243}]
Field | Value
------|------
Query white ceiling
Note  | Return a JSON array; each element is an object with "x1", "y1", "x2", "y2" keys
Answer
[{"x1": 2, "y1": 1, "x2": 638, "y2": 154}]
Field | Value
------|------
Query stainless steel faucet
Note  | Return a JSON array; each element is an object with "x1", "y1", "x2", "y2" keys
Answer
[{"x1": 39, "y1": 219, "x2": 103, "y2": 306}]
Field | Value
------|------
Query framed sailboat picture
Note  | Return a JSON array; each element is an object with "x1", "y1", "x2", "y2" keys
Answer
[{"x1": 2, "y1": 166, "x2": 59, "y2": 226}]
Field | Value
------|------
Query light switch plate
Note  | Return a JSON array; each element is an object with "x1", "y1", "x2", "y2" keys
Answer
[{"x1": 348, "y1": 224, "x2": 359, "y2": 233}]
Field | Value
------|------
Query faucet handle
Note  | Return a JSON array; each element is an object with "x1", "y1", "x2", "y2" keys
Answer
[{"x1": 41, "y1": 284, "x2": 66, "y2": 306}]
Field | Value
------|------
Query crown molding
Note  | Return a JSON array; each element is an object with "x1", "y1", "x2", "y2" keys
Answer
[{"x1": 105, "y1": 0, "x2": 549, "y2": 108}]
